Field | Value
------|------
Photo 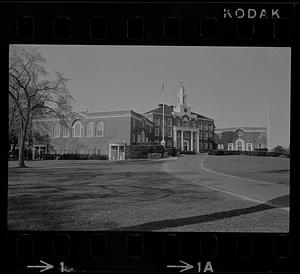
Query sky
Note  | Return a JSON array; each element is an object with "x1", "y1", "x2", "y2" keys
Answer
[{"x1": 19, "y1": 45, "x2": 291, "y2": 148}]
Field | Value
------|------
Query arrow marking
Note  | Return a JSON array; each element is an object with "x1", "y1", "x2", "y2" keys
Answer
[
  {"x1": 27, "y1": 260, "x2": 54, "y2": 272},
  {"x1": 167, "y1": 260, "x2": 194, "y2": 272}
]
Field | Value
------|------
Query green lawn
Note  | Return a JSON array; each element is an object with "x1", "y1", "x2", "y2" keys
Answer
[{"x1": 203, "y1": 155, "x2": 290, "y2": 184}]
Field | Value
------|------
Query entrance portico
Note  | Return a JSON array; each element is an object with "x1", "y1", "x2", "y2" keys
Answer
[
  {"x1": 173, "y1": 126, "x2": 199, "y2": 152},
  {"x1": 109, "y1": 143, "x2": 126, "y2": 160}
]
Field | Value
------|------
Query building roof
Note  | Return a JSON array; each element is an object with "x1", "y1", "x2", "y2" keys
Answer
[
  {"x1": 190, "y1": 112, "x2": 214, "y2": 121},
  {"x1": 79, "y1": 110, "x2": 131, "y2": 117},
  {"x1": 144, "y1": 104, "x2": 214, "y2": 121},
  {"x1": 144, "y1": 104, "x2": 174, "y2": 115},
  {"x1": 34, "y1": 109, "x2": 153, "y2": 124},
  {"x1": 215, "y1": 126, "x2": 267, "y2": 132}
]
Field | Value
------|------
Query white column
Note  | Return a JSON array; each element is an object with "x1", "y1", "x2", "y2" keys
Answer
[
  {"x1": 174, "y1": 128, "x2": 177, "y2": 148},
  {"x1": 32, "y1": 147, "x2": 35, "y2": 160},
  {"x1": 181, "y1": 130, "x2": 184, "y2": 151},
  {"x1": 190, "y1": 131, "x2": 193, "y2": 151},
  {"x1": 196, "y1": 131, "x2": 199, "y2": 153}
]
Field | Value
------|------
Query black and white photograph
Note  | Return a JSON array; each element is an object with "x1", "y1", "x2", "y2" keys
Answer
[{"x1": 8, "y1": 45, "x2": 290, "y2": 232}]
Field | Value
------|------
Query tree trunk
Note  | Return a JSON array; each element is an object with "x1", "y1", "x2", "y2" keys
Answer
[{"x1": 18, "y1": 133, "x2": 26, "y2": 168}]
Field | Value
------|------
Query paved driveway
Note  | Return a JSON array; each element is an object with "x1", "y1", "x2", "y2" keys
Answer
[{"x1": 163, "y1": 154, "x2": 289, "y2": 211}]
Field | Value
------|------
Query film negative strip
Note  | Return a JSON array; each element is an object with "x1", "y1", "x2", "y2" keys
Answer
[{"x1": 1, "y1": 1, "x2": 299, "y2": 273}]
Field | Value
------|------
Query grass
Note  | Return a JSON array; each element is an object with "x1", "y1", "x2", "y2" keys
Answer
[
  {"x1": 203, "y1": 155, "x2": 290, "y2": 184},
  {"x1": 7, "y1": 157, "x2": 289, "y2": 232}
]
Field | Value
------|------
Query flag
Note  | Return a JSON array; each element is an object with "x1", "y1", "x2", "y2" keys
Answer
[{"x1": 162, "y1": 81, "x2": 164, "y2": 92}]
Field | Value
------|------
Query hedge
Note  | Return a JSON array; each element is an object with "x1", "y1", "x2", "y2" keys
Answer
[
  {"x1": 209, "y1": 150, "x2": 284, "y2": 157},
  {"x1": 180, "y1": 150, "x2": 197, "y2": 155},
  {"x1": 125, "y1": 145, "x2": 166, "y2": 159},
  {"x1": 40, "y1": 154, "x2": 108, "y2": 160}
]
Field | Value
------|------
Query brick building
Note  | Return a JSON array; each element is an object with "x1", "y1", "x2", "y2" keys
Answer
[
  {"x1": 33, "y1": 110, "x2": 154, "y2": 160},
  {"x1": 144, "y1": 81, "x2": 215, "y2": 152},
  {"x1": 32, "y1": 81, "x2": 215, "y2": 159},
  {"x1": 214, "y1": 127, "x2": 268, "y2": 151}
]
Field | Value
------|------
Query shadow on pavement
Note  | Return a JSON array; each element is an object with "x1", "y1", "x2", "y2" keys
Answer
[{"x1": 115, "y1": 194, "x2": 289, "y2": 231}]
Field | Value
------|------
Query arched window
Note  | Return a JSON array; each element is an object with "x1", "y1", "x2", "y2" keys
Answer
[
  {"x1": 86, "y1": 121, "x2": 94, "y2": 137},
  {"x1": 96, "y1": 121, "x2": 104, "y2": 137},
  {"x1": 62, "y1": 124, "x2": 70, "y2": 137},
  {"x1": 53, "y1": 123, "x2": 60, "y2": 138},
  {"x1": 73, "y1": 121, "x2": 82, "y2": 137}
]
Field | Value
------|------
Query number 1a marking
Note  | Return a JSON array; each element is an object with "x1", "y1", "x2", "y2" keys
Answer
[
  {"x1": 60, "y1": 262, "x2": 64, "y2": 272},
  {"x1": 197, "y1": 262, "x2": 201, "y2": 272}
]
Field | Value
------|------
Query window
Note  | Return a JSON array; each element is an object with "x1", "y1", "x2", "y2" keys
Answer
[
  {"x1": 204, "y1": 133, "x2": 208, "y2": 140},
  {"x1": 184, "y1": 108, "x2": 187, "y2": 112},
  {"x1": 132, "y1": 119, "x2": 136, "y2": 127},
  {"x1": 203, "y1": 123, "x2": 208, "y2": 130},
  {"x1": 209, "y1": 143, "x2": 213, "y2": 149},
  {"x1": 218, "y1": 144, "x2": 224, "y2": 150},
  {"x1": 228, "y1": 143, "x2": 234, "y2": 150},
  {"x1": 141, "y1": 131, "x2": 145, "y2": 143},
  {"x1": 204, "y1": 143, "x2": 208, "y2": 149},
  {"x1": 167, "y1": 140, "x2": 172, "y2": 147},
  {"x1": 208, "y1": 133, "x2": 213, "y2": 139},
  {"x1": 209, "y1": 124, "x2": 213, "y2": 131},
  {"x1": 199, "y1": 142, "x2": 203, "y2": 150},
  {"x1": 183, "y1": 121, "x2": 188, "y2": 127},
  {"x1": 53, "y1": 123, "x2": 60, "y2": 138},
  {"x1": 155, "y1": 117, "x2": 160, "y2": 125},
  {"x1": 167, "y1": 118, "x2": 172, "y2": 126},
  {"x1": 199, "y1": 133, "x2": 203, "y2": 139},
  {"x1": 73, "y1": 122, "x2": 82, "y2": 137},
  {"x1": 258, "y1": 143, "x2": 264, "y2": 148},
  {"x1": 198, "y1": 122, "x2": 202, "y2": 130},
  {"x1": 183, "y1": 132, "x2": 189, "y2": 138},
  {"x1": 167, "y1": 128, "x2": 172, "y2": 137},
  {"x1": 62, "y1": 124, "x2": 69, "y2": 137},
  {"x1": 155, "y1": 128, "x2": 160, "y2": 136},
  {"x1": 247, "y1": 143, "x2": 253, "y2": 151},
  {"x1": 190, "y1": 121, "x2": 195, "y2": 128},
  {"x1": 96, "y1": 121, "x2": 104, "y2": 137},
  {"x1": 176, "y1": 120, "x2": 180, "y2": 126},
  {"x1": 86, "y1": 121, "x2": 94, "y2": 137}
]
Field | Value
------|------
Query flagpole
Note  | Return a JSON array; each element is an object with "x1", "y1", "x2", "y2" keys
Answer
[
  {"x1": 161, "y1": 81, "x2": 165, "y2": 147},
  {"x1": 267, "y1": 103, "x2": 271, "y2": 151}
]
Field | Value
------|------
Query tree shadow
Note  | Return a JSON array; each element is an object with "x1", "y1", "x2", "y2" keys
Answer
[{"x1": 115, "y1": 194, "x2": 289, "y2": 231}]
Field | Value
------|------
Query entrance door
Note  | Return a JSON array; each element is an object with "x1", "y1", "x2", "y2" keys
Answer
[
  {"x1": 183, "y1": 140, "x2": 189, "y2": 151},
  {"x1": 119, "y1": 145, "x2": 125, "y2": 160},
  {"x1": 111, "y1": 146, "x2": 118, "y2": 160},
  {"x1": 236, "y1": 140, "x2": 243, "y2": 151}
]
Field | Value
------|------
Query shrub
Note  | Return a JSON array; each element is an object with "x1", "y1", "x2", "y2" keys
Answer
[
  {"x1": 125, "y1": 145, "x2": 165, "y2": 159},
  {"x1": 88, "y1": 154, "x2": 108, "y2": 160},
  {"x1": 165, "y1": 147, "x2": 178, "y2": 157},
  {"x1": 148, "y1": 153, "x2": 161, "y2": 159},
  {"x1": 180, "y1": 150, "x2": 197, "y2": 155}
]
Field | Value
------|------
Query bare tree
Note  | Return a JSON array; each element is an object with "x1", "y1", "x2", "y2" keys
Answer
[{"x1": 9, "y1": 45, "x2": 74, "y2": 167}]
